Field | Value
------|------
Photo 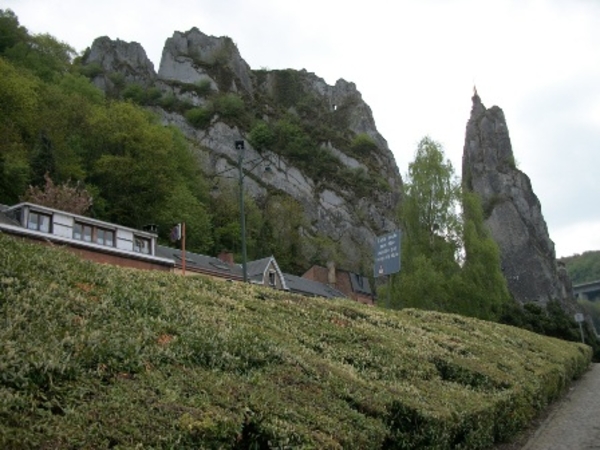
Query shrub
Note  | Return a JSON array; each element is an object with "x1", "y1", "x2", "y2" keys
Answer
[
  {"x1": 350, "y1": 133, "x2": 378, "y2": 156},
  {"x1": 248, "y1": 121, "x2": 275, "y2": 152},
  {"x1": 213, "y1": 93, "x2": 245, "y2": 120},
  {"x1": 0, "y1": 234, "x2": 591, "y2": 448},
  {"x1": 185, "y1": 106, "x2": 213, "y2": 128}
]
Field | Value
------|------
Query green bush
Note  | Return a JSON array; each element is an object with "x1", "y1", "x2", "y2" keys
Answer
[
  {"x1": 213, "y1": 93, "x2": 245, "y2": 120},
  {"x1": 185, "y1": 106, "x2": 213, "y2": 128},
  {"x1": 248, "y1": 121, "x2": 275, "y2": 152},
  {"x1": 350, "y1": 133, "x2": 378, "y2": 156},
  {"x1": 0, "y1": 234, "x2": 592, "y2": 448}
]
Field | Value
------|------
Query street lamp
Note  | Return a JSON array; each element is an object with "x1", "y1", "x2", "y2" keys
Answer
[
  {"x1": 235, "y1": 140, "x2": 249, "y2": 283},
  {"x1": 211, "y1": 140, "x2": 271, "y2": 283}
]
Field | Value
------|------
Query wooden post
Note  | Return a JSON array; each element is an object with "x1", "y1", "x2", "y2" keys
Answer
[{"x1": 182, "y1": 222, "x2": 186, "y2": 276}]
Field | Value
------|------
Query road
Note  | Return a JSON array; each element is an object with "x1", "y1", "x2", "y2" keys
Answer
[{"x1": 522, "y1": 363, "x2": 600, "y2": 450}]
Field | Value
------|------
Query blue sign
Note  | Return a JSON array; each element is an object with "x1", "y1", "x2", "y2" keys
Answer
[{"x1": 373, "y1": 231, "x2": 401, "y2": 277}]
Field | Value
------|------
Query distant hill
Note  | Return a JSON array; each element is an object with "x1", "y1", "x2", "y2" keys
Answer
[
  {"x1": 0, "y1": 233, "x2": 591, "y2": 448},
  {"x1": 560, "y1": 250, "x2": 600, "y2": 284}
]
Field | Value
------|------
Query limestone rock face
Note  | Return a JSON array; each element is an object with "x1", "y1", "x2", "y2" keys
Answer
[
  {"x1": 462, "y1": 93, "x2": 574, "y2": 309},
  {"x1": 81, "y1": 29, "x2": 402, "y2": 271},
  {"x1": 158, "y1": 28, "x2": 253, "y2": 94},
  {"x1": 85, "y1": 37, "x2": 156, "y2": 91}
]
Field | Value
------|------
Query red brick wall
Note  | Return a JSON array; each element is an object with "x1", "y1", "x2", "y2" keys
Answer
[{"x1": 66, "y1": 246, "x2": 171, "y2": 271}]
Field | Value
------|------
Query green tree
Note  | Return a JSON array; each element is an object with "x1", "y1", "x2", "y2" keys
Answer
[
  {"x1": 4, "y1": 31, "x2": 75, "y2": 81},
  {"x1": 155, "y1": 185, "x2": 213, "y2": 254},
  {"x1": 257, "y1": 194, "x2": 308, "y2": 273},
  {"x1": 561, "y1": 251, "x2": 600, "y2": 284},
  {"x1": 21, "y1": 173, "x2": 93, "y2": 215},
  {"x1": 454, "y1": 191, "x2": 511, "y2": 319},
  {"x1": 401, "y1": 137, "x2": 461, "y2": 256},
  {"x1": 208, "y1": 182, "x2": 263, "y2": 260},
  {"x1": 0, "y1": 9, "x2": 28, "y2": 54},
  {"x1": 85, "y1": 102, "x2": 179, "y2": 226},
  {"x1": 390, "y1": 137, "x2": 458, "y2": 312},
  {"x1": 0, "y1": 58, "x2": 38, "y2": 203},
  {"x1": 397, "y1": 137, "x2": 461, "y2": 288}
]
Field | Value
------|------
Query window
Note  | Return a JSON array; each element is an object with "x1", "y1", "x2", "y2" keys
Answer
[
  {"x1": 27, "y1": 211, "x2": 51, "y2": 233},
  {"x1": 73, "y1": 222, "x2": 114, "y2": 247},
  {"x1": 73, "y1": 222, "x2": 93, "y2": 242},
  {"x1": 133, "y1": 236, "x2": 151, "y2": 254},
  {"x1": 268, "y1": 271, "x2": 276, "y2": 287},
  {"x1": 96, "y1": 228, "x2": 115, "y2": 247}
]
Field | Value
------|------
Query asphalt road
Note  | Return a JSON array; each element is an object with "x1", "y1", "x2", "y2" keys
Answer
[{"x1": 522, "y1": 363, "x2": 600, "y2": 450}]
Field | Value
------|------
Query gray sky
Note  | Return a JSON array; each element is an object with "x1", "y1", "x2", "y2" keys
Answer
[{"x1": 6, "y1": 0, "x2": 600, "y2": 257}]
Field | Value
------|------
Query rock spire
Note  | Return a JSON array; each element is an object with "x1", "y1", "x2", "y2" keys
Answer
[{"x1": 462, "y1": 93, "x2": 575, "y2": 310}]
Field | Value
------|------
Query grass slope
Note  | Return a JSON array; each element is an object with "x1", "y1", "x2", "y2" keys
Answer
[{"x1": 0, "y1": 234, "x2": 592, "y2": 449}]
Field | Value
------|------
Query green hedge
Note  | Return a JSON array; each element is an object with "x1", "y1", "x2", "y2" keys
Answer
[{"x1": 0, "y1": 234, "x2": 592, "y2": 448}]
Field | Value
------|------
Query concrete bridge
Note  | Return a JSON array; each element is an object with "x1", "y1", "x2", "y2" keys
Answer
[{"x1": 573, "y1": 279, "x2": 600, "y2": 302}]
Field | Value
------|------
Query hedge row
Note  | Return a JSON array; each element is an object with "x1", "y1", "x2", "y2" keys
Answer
[{"x1": 0, "y1": 233, "x2": 591, "y2": 449}]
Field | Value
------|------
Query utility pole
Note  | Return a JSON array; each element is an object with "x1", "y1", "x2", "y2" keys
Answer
[{"x1": 235, "y1": 140, "x2": 248, "y2": 283}]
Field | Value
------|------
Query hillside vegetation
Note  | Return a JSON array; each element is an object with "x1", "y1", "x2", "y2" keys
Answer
[
  {"x1": 560, "y1": 250, "x2": 600, "y2": 285},
  {"x1": 0, "y1": 234, "x2": 592, "y2": 449}
]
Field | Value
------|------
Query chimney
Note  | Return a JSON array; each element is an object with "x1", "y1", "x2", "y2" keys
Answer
[
  {"x1": 326, "y1": 261, "x2": 336, "y2": 285},
  {"x1": 218, "y1": 251, "x2": 234, "y2": 265}
]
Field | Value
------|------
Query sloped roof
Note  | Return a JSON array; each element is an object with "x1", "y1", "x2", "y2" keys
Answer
[
  {"x1": 156, "y1": 245, "x2": 244, "y2": 280},
  {"x1": 247, "y1": 256, "x2": 289, "y2": 290},
  {"x1": 247, "y1": 256, "x2": 272, "y2": 280},
  {"x1": 0, "y1": 204, "x2": 20, "y2": 227},
  {"x1": 283, "y1": 273, "x2": 346, "y2": 299}
]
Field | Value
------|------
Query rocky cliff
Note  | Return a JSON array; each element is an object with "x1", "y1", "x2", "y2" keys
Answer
[
  {"x1": 462, "y1": 91, "x2": 575, "y2": 310},
  {"x1": 82, "y1": 28, "x2": 401, "y2": 271}
]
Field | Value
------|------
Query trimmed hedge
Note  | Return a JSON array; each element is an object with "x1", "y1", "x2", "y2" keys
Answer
[{"x1": 0, "y1": 233, "x2": 592, "y2": 449}]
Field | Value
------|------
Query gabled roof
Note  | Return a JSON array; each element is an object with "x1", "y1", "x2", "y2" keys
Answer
[
  {"x1": 283, "y1": 273, "x2": 346, "y2": 299},
  {"x1": 247, "y1": 256, "x2": 289, "y2": 290}
]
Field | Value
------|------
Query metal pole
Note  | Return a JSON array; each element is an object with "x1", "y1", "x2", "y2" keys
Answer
[
  {"x1": 237, "y1": 142, "x2": 248, "y2": 283},
  {"x1": 182, "y1": 222, "x2": 186, "y2": 276},
  {"x1": 579, "y1": 322, "x2": 585, "y2": 344},
  {"x1": 386, "y1": 274, "x2": 391, "y2": 308}
]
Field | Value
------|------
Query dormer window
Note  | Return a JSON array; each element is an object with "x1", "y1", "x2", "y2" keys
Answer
[
  {"x1": 73, "y1": 222, "x2": 93, "y2": 242},
  {"x1": 133, "y1": 236, "x2": 151, "y2": 254},
  {"x1": 73, "y1": 222, "x2": 115, "y2": 247},
  {"x1": 27, "y1": 211, "x2": 51, "y2": 233},
  {"x1": 96, "y1": 228, "x2": 115, "y2": 247},
  {"x1": 268, "y1": 271, "x2": 276, "y2": 287}
]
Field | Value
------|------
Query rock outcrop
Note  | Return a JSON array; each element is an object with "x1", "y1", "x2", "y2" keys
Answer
[
  {"x1": 462, "y1": 91, "x2": 575, "y2": 310},
  {"x1": 82, "y1": 29, "x2": 402, "y2": 271},
  {"x1": 84, "y1": 36, "x2": 156, "y2": 92},
  {"x1": 158, "y1": 28, "x2": 253, "y2": 94}
]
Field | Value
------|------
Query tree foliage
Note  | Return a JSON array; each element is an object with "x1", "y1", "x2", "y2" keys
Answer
[
  {"x1": 561, "y1": 251, "x2": 600, "y2": 285},
  {"x1": 0, "y1": 9, "x2": 376, "y2": 275},
  {"x1": 390, "y1": 137, "x2": 510, "y2": 321},
  {"x1": 21, "y1": 173, "x2": 93, "y2": 215}
]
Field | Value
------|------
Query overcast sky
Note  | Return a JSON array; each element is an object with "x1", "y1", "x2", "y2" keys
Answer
[{"x1": 6, "y1": 0, "x2": 600, "y2": 257}]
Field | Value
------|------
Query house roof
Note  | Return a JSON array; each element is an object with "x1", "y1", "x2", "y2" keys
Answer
[
  {"x1": 0, "y1": 204, "x2": 20, "y2": 227},
  {"x1": 156, "y1": 245, "x2": 244, "y2": 280},
  {"x1": 0, "y1": 202, "x2": 173, "y2": 266},
  {"x1": 157, "y1": 246, "x2": 345, "y2": 298},
  {"x1": 5, "y1": 202, "x2": 159, "y2": 238},
  {"x1": 283, "y1": 273, "x2": 346, "y2": 299},
  {"x1": 247, "y1": 256, "x2": 289, "y2": 290}
]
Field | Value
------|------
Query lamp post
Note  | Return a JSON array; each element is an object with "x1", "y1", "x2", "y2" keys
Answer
[{"x1": 235, "y1": 140, "x2": 248, "y2": 283}]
